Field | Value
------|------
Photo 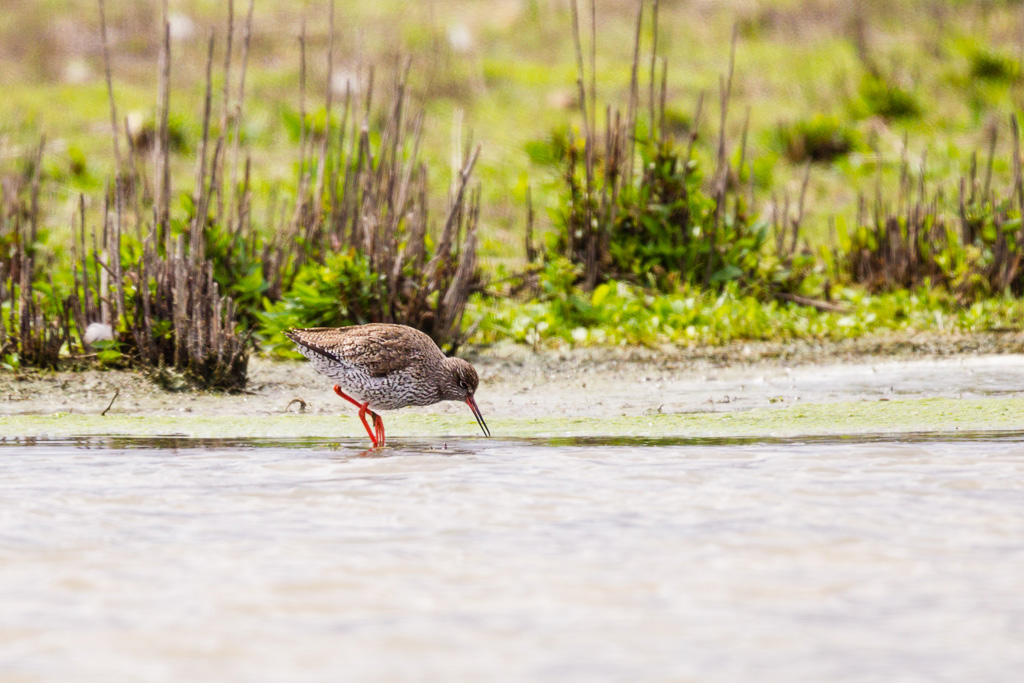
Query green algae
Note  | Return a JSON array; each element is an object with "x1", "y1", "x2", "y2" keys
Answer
[{"x1": 4, "y1": 397, "x2": 1024, "y2": 440}]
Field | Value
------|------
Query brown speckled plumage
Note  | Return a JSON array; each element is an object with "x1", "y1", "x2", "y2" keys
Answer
[{"x1": 285, "y1": 323, "x2": 489, "y2": 445}]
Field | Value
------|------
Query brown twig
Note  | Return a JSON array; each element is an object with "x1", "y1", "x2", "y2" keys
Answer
[{"x1": 101, "y1": 387, "x2": 120, "y2": 416}]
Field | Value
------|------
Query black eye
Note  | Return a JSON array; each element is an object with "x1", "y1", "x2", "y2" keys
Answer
[{"x1": 460, "y1": 380, "x2": 470, "y2": 390}]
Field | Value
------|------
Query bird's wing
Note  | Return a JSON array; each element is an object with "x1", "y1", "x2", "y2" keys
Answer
[
  {"x1": 284, "y1": 328, "x2": 345, "y2": 364},
  {"x1": 286, "y1": 325, "x2": 430, "y2": 377}
]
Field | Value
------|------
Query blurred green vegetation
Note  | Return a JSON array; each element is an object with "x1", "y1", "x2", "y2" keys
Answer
[
  {"x1": 3, "y1": 0, "x2": 1024, "y2": 363},
  {"x1": 775, "y1": 115, "x2": 862, "y2": 163},
  {"x1": 3, "y1": 0, "x2": 1023, "y2": 257}
]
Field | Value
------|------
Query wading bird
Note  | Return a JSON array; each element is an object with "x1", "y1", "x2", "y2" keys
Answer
[{"x1": 285, "y1": 324, "x2": 490, "y2": 447}]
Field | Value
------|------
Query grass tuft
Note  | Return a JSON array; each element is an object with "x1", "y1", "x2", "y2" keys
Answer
[
  {"x1": 857, "y1": 73, "x2": 922, "y2": 119},
  {"x1": 969, "y1": 46, "x2": 1020, "y2": 81},
  {"x1": 775, "y1": 115, "x2": 861, "y2": 163}
]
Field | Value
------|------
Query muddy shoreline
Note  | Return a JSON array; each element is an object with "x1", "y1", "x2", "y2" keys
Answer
[{"x1": 2, "y1": 331, "x2": 1024, "y2": 429}]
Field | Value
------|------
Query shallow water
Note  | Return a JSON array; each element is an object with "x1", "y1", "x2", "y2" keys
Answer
[{"x1": 2, "y1": 434, "x2": 1023, "y2": 682}]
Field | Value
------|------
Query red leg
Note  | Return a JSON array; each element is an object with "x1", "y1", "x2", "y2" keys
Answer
[
  {"x1": 335, "y1": 385, "x2": 378, "y2": 447},
  {"x1": 357, "y1": 405, "x2": 379, "y2": 447},
  {"x1": 333, "y1": 385, "x2": 364, "y2": 409}
]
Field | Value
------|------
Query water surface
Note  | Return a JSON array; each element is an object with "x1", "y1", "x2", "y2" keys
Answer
[{"x1": 1, "y1": 434, "x2": 1023, "y2": 682}]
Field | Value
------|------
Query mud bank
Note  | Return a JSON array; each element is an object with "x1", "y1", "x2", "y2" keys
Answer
[
  {"x1": 4, "y1": 397, "x2": 1024, "y2": 440},
  {"x1": 3, "y1": 332, "x2": 1024, "y2": 438}
]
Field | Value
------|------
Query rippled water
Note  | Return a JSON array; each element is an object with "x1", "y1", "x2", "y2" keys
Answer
[{"x1": 2, "y1": 434, "x2": 1023, "y2": 682}]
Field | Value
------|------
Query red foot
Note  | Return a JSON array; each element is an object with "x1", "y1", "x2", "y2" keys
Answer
[
  {"x1": 334, "y1": 385, "x2": 385, "y2": 447},
  {"x1": 372, "y1": 413, "x2": 386, "y2": 446}
]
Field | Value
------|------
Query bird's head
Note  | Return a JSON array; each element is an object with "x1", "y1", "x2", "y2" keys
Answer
[{"x1": 443, "y1": 357, "x2": 489, "y2": 437}]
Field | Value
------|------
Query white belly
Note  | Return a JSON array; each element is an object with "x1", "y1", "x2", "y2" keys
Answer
[{"x1": 299, "y1": 347, "x2": 437, "y2": 411}]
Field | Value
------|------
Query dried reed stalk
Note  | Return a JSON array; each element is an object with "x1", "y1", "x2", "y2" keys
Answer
[{"x1": 8, "y1": 0, "x2": 484, "y2": 379}]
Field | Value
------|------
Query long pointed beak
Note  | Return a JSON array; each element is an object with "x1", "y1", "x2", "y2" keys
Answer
[{"x1": 465, "y1": 395, "x2": 490, "y2": 437}]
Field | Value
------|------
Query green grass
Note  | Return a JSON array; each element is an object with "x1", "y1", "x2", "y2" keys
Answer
[
  {"x1": 4, "y1": 0, "x2": 1024, "y2": 362},
  {"x1": 474, "y1": 282, "x2": 1024, "y2": 348},
  {"x1": 3, "y1": 0, "x2": 1023, "y2": 256}
]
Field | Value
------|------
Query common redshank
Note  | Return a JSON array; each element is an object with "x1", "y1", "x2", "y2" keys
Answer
[{"x1": 285, "y1": 324, "x2": 490, "y2": 447}]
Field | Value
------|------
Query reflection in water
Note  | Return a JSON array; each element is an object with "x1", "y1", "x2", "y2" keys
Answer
[{"x1": 1, "y1": 436, "x2": 1023, "y2": 681}]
